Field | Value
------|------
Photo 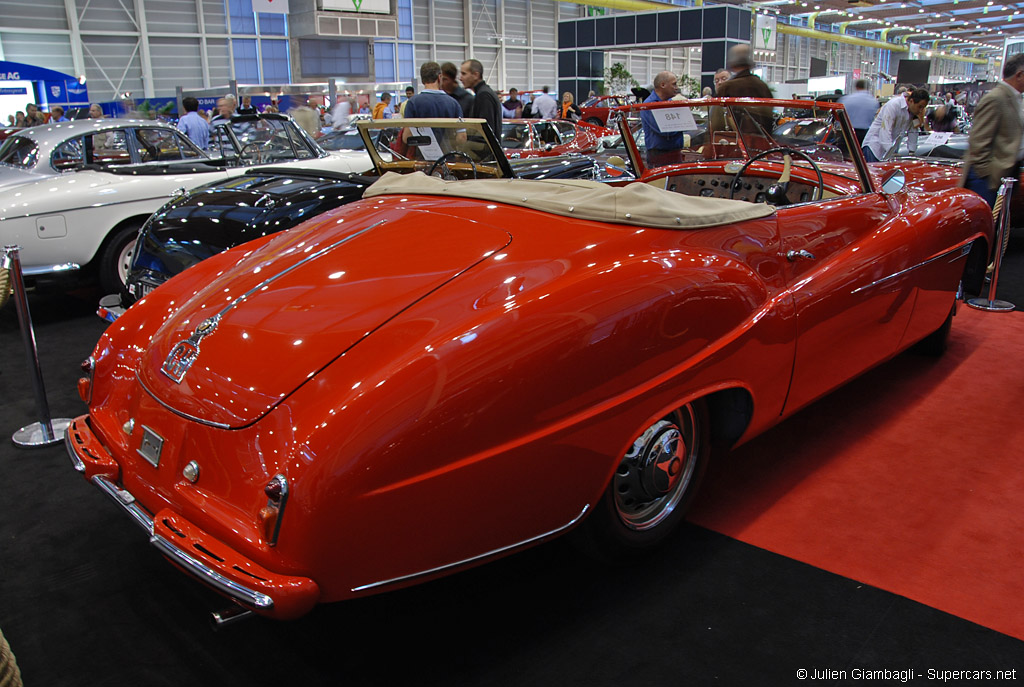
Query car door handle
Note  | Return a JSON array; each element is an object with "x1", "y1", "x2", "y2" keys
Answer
[{"x1": 785, "y1": 249, "x2": 816, "y2": 261}]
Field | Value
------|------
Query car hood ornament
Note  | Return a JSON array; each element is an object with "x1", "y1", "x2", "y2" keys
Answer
[{"x1": 161, "y1": 316, "x2": 220, "y2": 383}]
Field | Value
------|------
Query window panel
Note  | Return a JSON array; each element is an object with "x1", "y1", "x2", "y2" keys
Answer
[
  {"x1": 375, "y1": 41, "x2": 396, "y2": 82},
  {"x1": 228, "y1": 0, "x2": 256, "y2": 35},
  {"x1": 260, "y1": 39, "x2": 290, "y2": 83},
  {"x1": 232, "y1": 38, "x2": 259, "y2": 82}
]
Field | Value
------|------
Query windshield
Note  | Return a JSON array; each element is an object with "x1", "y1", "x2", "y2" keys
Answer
[
  {"x1": 211, "y1": 116, "x2": 320, "y2": 162},
  {"x1": 357, "y1": 118, "x2": 513, "y2": 179},
  {"x1": 0, "y1": 136, "x2": 38, "y2": 168},
  {"x1": 623, "y1": 99, "x2": 865, "y2": 187}
]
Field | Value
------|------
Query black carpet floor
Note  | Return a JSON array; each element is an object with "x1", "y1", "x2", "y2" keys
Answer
[{"x1": 1, "y1": 232, "x2": 1023, "y2": 686}]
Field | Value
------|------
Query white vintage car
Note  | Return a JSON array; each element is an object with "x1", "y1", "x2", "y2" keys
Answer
[{"x1": 0, "y1": 115, "x2": 370, "y2": 292}]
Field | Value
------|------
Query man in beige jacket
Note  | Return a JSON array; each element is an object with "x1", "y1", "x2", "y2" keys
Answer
[{"x1": 962, "y1": 53, "x2": 1024, "y2": 207}]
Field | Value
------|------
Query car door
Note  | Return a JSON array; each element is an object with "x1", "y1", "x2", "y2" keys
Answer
[{"x1": 778, "y1": 191, "x2": 916, "y2": 413}]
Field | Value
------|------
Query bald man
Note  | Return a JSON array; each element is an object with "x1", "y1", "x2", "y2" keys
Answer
[{"x1": 640, "y1": 71, "x2": 687, "y2": 167}]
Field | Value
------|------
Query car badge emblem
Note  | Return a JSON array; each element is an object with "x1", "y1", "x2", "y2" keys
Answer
[{"x1": 161, "y1": 316, "x2": 220, "y2": 383}]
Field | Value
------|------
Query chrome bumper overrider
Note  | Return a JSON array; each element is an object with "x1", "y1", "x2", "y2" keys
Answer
[
  {"x1": 88, "y1": 473, "x2": 274, "y2": 611},
  {"x1": 65, "y1": 417, "x2": 318, "y2": 617}
]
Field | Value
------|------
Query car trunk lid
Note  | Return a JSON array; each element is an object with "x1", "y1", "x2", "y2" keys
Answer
[{"x1": 136, "y1": 203, "x2": 511, "y2": 428}]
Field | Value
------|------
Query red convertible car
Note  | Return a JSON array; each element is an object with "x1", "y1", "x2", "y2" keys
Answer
[
  {"x1": 67, "y1": 99, "x2": 992, "y2": 621},
  {"x1": 579, "y1": 94, "x2": 634, "y2": 126},
  {"x1": 500, "y1": 118, "x2": 612, "y2": 158}
]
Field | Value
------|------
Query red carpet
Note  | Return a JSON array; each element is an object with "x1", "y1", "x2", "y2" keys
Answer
[{"x1": 690, "y1": 307, "x2": 1024, "y2": 640}]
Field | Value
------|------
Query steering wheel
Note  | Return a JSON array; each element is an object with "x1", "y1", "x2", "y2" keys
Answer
[
  {"x1": 425, "y1": 151, "x2": 478, "y2": 180},
  {"x1": 728, "y1": 146, "x2": 824, "y2": 206},
  {"x1": 240, "y1": 141, "x2": 275, "y2": 165}
]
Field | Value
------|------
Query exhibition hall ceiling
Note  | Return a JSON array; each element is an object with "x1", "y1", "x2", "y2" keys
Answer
[
  {"x1": 753, "y1": 0, "x2": 1023, "y2": 53},
  {"x1": 559, "y1": 0, "x2": 1021, "y2": 53}
]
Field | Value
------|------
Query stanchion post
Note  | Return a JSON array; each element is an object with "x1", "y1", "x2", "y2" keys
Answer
[
  {"x1": 967, "y1": 177, "x2": 1016, "y2": 313},
  {"x1": 3, "y1": 245, "x2": 73, "y2": 447}
]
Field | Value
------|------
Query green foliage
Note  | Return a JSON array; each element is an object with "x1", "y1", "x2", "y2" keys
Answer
[
  {"x1": 605, "y1": 62, "x2": 638, "y2": 95},
  {"x1": 679, "y1": 74, "x2": 701, "y2": 99}
]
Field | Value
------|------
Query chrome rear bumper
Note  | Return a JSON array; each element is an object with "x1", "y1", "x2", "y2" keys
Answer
[{"x1": 64, "y1": 416, "x2": 318, "y2": 619}]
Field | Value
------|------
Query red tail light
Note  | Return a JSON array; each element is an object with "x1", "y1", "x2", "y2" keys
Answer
[{"x1": 258, "y1": 474, "x2": 288, "y2": 547}]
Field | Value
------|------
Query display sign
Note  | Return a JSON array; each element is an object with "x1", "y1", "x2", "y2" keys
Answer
[
  {"x1": 321, "y1": 0, "x2": 390, "y2": 13},
  {"x1": 652, "y1": 107, "x2": 698, "y2": 132},
  {"x1": 922, "y1": 132, "x2": 952, "y2": 147},
  {"x1": 755, "y1": 14, "x2": 777, "y2": 52},
  {"x1": 252, "y1": 0, "x2": 289, "y2": 13}
]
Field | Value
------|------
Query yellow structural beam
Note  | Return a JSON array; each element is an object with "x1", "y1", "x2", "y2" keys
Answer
[{"x1": 781, "y1": 23, "x2": 987, "y2": 64}]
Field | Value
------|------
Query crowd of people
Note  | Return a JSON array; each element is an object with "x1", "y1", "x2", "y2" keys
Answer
[
  {"x1": 5, "y1": 101, "x2": 106, "y2": 126},
  {"x1": 7, "y1": 47, "x2": 1022, "y2": 213}
]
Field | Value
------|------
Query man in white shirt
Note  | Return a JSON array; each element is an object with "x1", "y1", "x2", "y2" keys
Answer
[
  {"x1": 861, "y1": 88, "x2": 929, "y2": 162},
  {"x1": 531, "y1": 86, "x2": 558, "y2": 119}
]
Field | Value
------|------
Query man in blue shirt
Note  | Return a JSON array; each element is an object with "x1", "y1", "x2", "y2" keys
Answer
[
  {"x1": 177, "y1": 96, "x2": 209, "y2": 149},
  {"x1": 49, "y1": 105, "x2": 69, "y2": 122},
  {"x1": 404, "y1": 62, "x2": 461, "y2": 119},
  {"x1": 838, "y1": 80, "x2": 878, "y2": 144},
  {"x1": 640, "y1": 71, "x2": 686, "y2": 167}
]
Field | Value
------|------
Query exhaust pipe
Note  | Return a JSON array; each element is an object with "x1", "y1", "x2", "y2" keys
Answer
[{"x1": 210, "y1": 605, "x2": 255, "y2": 629}]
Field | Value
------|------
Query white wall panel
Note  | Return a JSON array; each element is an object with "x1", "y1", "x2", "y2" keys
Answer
[
  {"x1": 414, "y1": 44, "x2": 431, "y2": 68},
  {"x1": 434, "y1": 46, "x2": 466, "y2": 66},
  {"x1": 0, "y1": 33, "x2": 75, "y2": 74},
  {"x1": 531, "y1": 1, "x2": 556, "y2": 50},
  {"x1": 533, "y1": 49, "x2": 556, "y2": 89},
  {"x1": 504, "y1": 47, "x2": 528, "y2": 90},
  {"x1": 146, "y1": 0, "x2": 200, "y2": 34},
  {"x1": 75, "y1": 0, "x2": 140, "y2": 34},
  {"x1": 206, "y1": 38, "x2": 233, "y2": 86},
  {"x1": 202, "y1": 0, "x2": 228, "y2": 34},
  {"x1": 82, "y1": 34, "x2": 144, "y2": 100},
  {"x1": 0, "y1": 0, "x2": 68, "y2": 32},
  {"x1": 504, "y1": 0, "x2": 528, "y2": 40},
  {"x1": 411, "y1": 0, "x2": 431, "y2": 42},
  {"x1": 432, "y1": 0, "x2": 464, "y2": 45},
  {"x1": 150, "y1": 37, "x2": 204, "y2": 91}
]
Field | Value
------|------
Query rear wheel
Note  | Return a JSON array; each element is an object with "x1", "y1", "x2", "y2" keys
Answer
[
  {"x1": 98, "y1": 222, "x2": 142, "y2": 295},
  {"x1": 586, "y1": 117, "x2": 604, "y2": 127},
  {"x1": 573, "y1": 400, "x2": 710, "y2": 559}
]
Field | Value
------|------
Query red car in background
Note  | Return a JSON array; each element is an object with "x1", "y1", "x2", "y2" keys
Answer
[
  {"x1": 579, "y1": 95, "x2": 634, "y2": 126},
  {"x1": 500, "y1": 119, "x2": 613, "y2": 158}
]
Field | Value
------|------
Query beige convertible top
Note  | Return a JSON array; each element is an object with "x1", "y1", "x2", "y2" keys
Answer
[{"x1": 364, "y1": 172, "x2": 775, "y2": 229}]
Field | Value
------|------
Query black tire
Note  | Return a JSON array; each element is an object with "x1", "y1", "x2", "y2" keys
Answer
[
  {"x1": 572, "y1": 400, "x2": 710, "y2": 560},
  {"x1": 98, "y1": 222, "x2": 142, "y2": 296},
  {"x1": 586, "y1": 117, "x2": 604, "y2": 127},
  {"x1": 913, "y1": 301, "x2": 955, "y2": 356}
]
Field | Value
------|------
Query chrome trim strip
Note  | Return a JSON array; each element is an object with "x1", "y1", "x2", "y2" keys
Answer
[
  {"x1": 22, "y1": 262, "x2": 80, "y2": 276},
  {"x1": 351, "y1": 505, "x2": 590, "y2": 593},
  {"x1": 65, "y1": 430, "x2": 85, "y2": 473},
  {"x1": 150, "y1": 534, "x2": 274, "y2": 610},
  {"x1": 850, "y1": 244, "x2": 969, "y2": 296},
  {"x1": 90, "y1": 473, "x2": 274, "y2": 611},
  {"x1": 136, "y1": 372, "x2": 233, "y2": 428},
  {"x1": 92, "y1": 474, "x2": 155, "y2": 534}
]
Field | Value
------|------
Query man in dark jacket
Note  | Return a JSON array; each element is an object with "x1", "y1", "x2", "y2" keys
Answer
[
  {"x1": 716, "y1": 44, "x2": 773, "y2": 132},
  {"x1": 459, "y1": 59, "x2": 502, "y2": 138},
  {"x1": 440, "y1": 61, "x2": 474, "y2": 116}
]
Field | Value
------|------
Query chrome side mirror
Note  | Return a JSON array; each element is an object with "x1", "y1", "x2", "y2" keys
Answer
[{"x1": 880, "y1": 169, "x2": 906, "y2": 195}]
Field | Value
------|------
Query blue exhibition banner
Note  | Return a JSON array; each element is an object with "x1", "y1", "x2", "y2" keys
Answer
[{"x1": 0, "y1": 87, "x2": 28, "y2": 95}]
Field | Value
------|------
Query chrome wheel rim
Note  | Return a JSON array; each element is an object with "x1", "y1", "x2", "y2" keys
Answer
[
  {"x1": 614, "y1": 405, "x2": 699, "y2": 531},
  {"x1": 117, "y1": 237, "x2": 137, "y2": 287}
]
